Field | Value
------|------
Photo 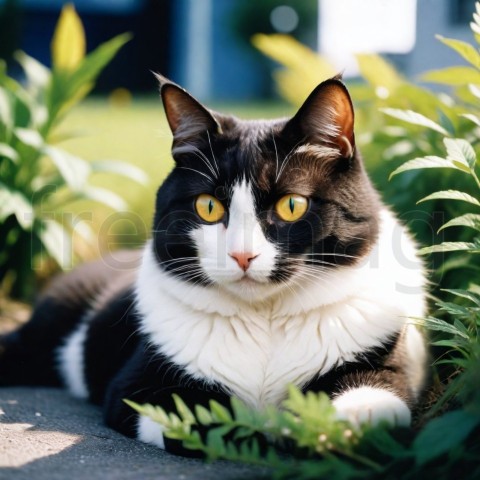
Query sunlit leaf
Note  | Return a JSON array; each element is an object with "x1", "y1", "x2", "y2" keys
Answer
[
  {"x1": 418, "y1": 316, "x2": 470, "y2": 339},
  {"x1": 381, "y1": 108, "x2": 449, "y2": 135},
  {"x1": 438, "y1": 214, "x2": 480, "y2": 233},
  {"x1": 421, "y1": 66, "x2": 480, "y2": 85},
  {"x1": 419, "y1": 242, "x2": 478, "y2": 255},
  {"x1": 0, "y1": 184, "x2": 34, "y2": 229},
  {"x1": 0, "y1": 86, "x2": 12, "y2": 130},
  {"x1": 461, "y1": 113, "x2": 480, "y2": 127},
  {"x1": 356, "y1": 54, "x2": 404, "y2": 91},
  {"x1": 0, "y1": 143, "x2": 19, "y2": 163},
  {"x1": 81, "y1": 186, "x2": 128, "y2": 211},
  {"x1": 436, "y1": 35, "x2": 480, "y2": 68},
  {"x1": 444, "y1": 137, "x2": 477, "y2": 169},
  {"x1": 469, "y1": 83, "x2": 480, "y2": 99},
  {"x1": 36, "y1": 218, "x2": 72, "y2": 269},
  {"x1": 172, "y1": 394, "x2": 196, "y2": 424},
  {"x1": 43, "y1": 145, "x2": 91, "y2": 191},
  {"x1": 51, "y1": 4, "x2": 86, "y2": 71},
  {"x1": 14, "y1": 51, "x2": 50, "y2": 92},
  {"x1": 14, "y1": 127, "x2": 43, "y2": 149},
  {"x1": 417, "y1": 190, "x2": 480, "y2": 206},
  {"x1": 209, "y1": 401, "x2": 232, "y2": 423},
  {"x1": 443, "y1": 288, "x2": 480, "y2": 307},
  {"x1": 91, "y1": 160, "x2": 149, "y2": 185},
  {"x1": 389, "y1": 156, "x2": 460, "y2": 179}
]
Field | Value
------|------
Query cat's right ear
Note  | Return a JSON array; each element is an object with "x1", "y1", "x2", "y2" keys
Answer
[
  {"x1": 284, "y1": 76, "x2": 355, "y2": 159},
  {"x1": 154, "y1": 73, "x2": 222, "y2": 144}
]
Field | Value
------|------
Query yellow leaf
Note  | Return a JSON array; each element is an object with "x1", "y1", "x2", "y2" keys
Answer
[{"x1": 51, "y1": 4, "x2": 86, "y2": 71}]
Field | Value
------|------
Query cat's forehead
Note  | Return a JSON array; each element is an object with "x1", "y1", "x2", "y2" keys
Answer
[{"x1": 213, "y1": 117, "x2": 340, "y2": 197}]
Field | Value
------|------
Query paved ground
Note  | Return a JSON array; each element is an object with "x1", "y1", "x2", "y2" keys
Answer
[{"x1": 0, "y1": 387, "x2": 267, "y2": 480}]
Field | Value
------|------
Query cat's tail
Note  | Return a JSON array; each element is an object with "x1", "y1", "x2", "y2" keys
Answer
[{"x1": 0, "y1": 289, "x2": 91, "y2": 387}]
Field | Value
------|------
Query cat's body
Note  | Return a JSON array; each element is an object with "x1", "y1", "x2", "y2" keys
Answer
[{"x1": 0, "y1": 76, "x2": 427, "y2": 455}]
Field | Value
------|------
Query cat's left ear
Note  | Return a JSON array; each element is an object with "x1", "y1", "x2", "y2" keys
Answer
[
  {"x1": 154, "y1": 73, "x2": 222, "y2": 143},
  {"x1": 285, "y1": 76, "x2": 355, "y2": 158}
]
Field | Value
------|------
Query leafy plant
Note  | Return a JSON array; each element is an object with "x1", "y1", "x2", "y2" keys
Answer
[
  {"x1": 0, "y1": 4, "x2": 146, "y2": 299},
  {"x1": 128, "y1": 3, "x2": 480, "y2": 478}
]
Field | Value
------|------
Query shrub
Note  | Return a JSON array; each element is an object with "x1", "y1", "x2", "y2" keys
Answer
[{"x1": 0, "y1": 5, "x2": 146, "y2": 299}]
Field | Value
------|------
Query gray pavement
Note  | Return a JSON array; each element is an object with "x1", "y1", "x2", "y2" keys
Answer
[{"x1": 0, "y1": 387, "x2": 267, "y2": 480}]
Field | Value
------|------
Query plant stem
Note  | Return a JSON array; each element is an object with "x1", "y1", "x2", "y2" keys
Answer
[{"x1": 471, "y1": 169, "x2": 480, "y2": 191}]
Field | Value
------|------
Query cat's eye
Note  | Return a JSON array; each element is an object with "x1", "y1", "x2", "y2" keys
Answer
[
  {"x1": 195, "y1": 194, "x2": 226, "y2": 223},
  {"x1": 275, "y1": 194, "x2": 308, "y2": 222}
]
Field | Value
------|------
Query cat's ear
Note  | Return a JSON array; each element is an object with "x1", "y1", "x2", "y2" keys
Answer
[
  {"x1": 285, "y1": 76, "x2": 355, "y2": 158},
  {"x1": 154, "y1": 73, "x2": 222, "y2": 142}
]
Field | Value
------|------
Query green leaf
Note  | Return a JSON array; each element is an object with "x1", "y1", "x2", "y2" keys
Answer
[
  {"x1": 438, "y1": 214, "x2": 480, "y2": 233},
  {"x1": 0, "y1": 184, "x2": 34, "y2": 229},
  {"x1": 209, "y1": 401, "x2": 232, "y2": 423},
  {"x1": 195, "y1": 405, "x2": 213, "y2": 426},
  {"x1": 14, "y1": 127, "x2": 44, "y2": 149},
  {"x1": 0, "y1": 86, "x2": 12, "y2": 130},
  {"x1": 469, "y1": 83, "x2": 480, "y2": 99},
  {"x1": 443, "y1": 288, "x2": 480, "y2": 308},
  {"x1": 91, "y1": 160, "x2": 148, "y2": 185},
  {"x1": 461, "y1": 113, "x2": 480, "y2": 127},
  {"x1": 15, "y1": 51, "x2": 50, "y2": 92},
  {"x1": 413, "y1": 410, "x2": 480, "y2": 465},
  {"x1": 43, "y1": 145, "x2": 91, "y2": 191},
  {"x1": 417, "y1": 190, "x2": 480, "y2": 207},
  {"x1": 172, "y1": 394, "x2": 196, "y2": 424},
  {"x1": 381, "y1": 108, "x2": 449, "y2": 135},
  {"x1": 68, "y1": 33, "x2": 131, "y2": 99},
  {"x1": 0, "y1": 143, "x2": 19, "y2": 163},
  {"x1": 81, "y1": 186, "x2": 128, "y2": 211},
  {"x1": 444, "y1": 138, "x2": 477, "y2": 169},
  {"x1": 389, "y1": 156, "x2": 460, "y2": 179},
  {"x1": 419, "y1": 242, "x2": 478, "y2": 255},
  {"x1": 436, "y1": 35, "x2": 480, "y2": 68},
  {"x1": 36, "y1": 218, "x2": 72, "y2": 269},
  {"x1": 419, "y1": 316, "x2": 470, "y2": 339},
  {"x1": 421, "y1": 66, "x2": 480, "y2": 85}
]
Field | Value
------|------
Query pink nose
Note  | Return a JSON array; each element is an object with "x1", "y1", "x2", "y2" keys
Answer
[{"x1": 229, "y1": 252, "x2": 259, "y2": 272}]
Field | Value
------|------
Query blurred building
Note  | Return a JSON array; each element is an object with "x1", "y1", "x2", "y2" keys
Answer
[{"x1": 0, "y1": 0, "x2": 476, "y2": 101}]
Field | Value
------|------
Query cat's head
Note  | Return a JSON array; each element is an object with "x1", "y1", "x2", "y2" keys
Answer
[{"x1": 151, "y1": 75, "x2": 380, "y2": 302}]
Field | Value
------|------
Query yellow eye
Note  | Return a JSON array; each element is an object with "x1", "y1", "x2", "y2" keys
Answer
[
  {"x1": 275, "y1": 194, "x2": 308, "y2": 222},
  {"x1": 195, "y1": 194, "x2": 225, "y2": 223}
]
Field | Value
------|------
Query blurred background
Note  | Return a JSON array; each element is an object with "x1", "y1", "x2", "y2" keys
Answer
[
  {"x1": 0, "y1": 0, "x2": 477, "y2": 300},
  {"x1": 0, "y1": 0, "x2": 474, "y2": 99}
]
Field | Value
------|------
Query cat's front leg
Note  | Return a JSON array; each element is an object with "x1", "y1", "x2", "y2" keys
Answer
[
  {"x1": 306, "y1": 326, "x2": 427, "y2": 429},
  {"x1": 103, "y1": 345, "x2": 232, "y2": 456}
]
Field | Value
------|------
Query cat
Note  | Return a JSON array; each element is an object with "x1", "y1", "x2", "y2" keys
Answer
[{"x1": 0, "y1": 74, "x2": 427, "y2": 456}]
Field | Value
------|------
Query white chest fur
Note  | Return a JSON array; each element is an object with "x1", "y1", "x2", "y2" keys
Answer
[{"x1": 136, "y1": 210, "x2": 426, "y2": 409}]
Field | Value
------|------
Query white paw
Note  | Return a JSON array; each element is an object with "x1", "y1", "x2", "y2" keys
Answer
[
  {"x1": 137, "y1": 415, "x2": 166, "y2": 449},
  {"x1": 332, "y1": 387, "x2": 411, "y2": 428}
]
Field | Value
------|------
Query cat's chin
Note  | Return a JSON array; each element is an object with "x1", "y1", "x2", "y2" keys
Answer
[{"x1": 218, "y1": 276, "x2": 285, "y2": 303}]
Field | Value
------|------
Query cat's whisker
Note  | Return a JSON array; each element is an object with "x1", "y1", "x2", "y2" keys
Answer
[
  {"x1": 175, "y1": 140, "x2": 219, "y2": 179},
  {"x1": 178, "y1": 166, "x2": 215, "y2": 183},
  {"x1": 206, "y1": 130, "x2": 220, "y2": 177},
  {"x1": 275, "y1": 139, "x2": 304, "y2": 183},
  {"x1": 271, "y1": 129, "x2": 279, "y2": 181}
]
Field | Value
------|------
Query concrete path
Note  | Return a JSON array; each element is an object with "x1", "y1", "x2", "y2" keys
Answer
[{"x1": 0, "y1": 387, "x2": 266, "y2": 480}]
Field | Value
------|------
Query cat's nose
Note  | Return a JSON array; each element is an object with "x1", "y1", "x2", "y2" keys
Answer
[{"x1": 229, "y1": 252, "x2": 259, "y2": 272}]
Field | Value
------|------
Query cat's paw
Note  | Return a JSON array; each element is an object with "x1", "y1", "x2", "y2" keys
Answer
[
  {"x1": 137, "y1": 415, "x2": 166, "y2": 449},
  {"x1": 332, "y1": 386, "x2": 411, "y2": 428}
]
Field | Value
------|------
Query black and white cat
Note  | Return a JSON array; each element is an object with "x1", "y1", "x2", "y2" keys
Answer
[{"x1": 0, "y1": 75, "x2": 427, "y2": 455}]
